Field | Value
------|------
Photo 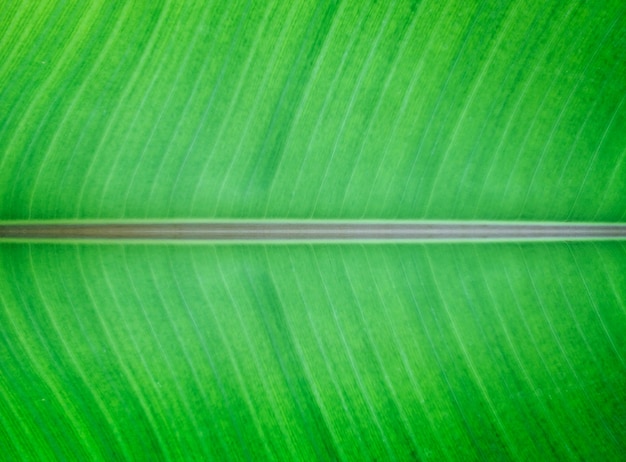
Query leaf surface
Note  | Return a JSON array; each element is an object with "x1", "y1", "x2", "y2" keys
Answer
[{"x1": 1, "y1": 1, "x2": 625, "y2": 461}]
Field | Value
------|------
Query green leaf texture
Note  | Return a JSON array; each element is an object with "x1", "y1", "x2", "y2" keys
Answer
[
  {"x1": 2, "y1": 1, "x2": 626, "y2": 461},
  {"x1": 1, "y1": 1, "x2": 625, "y2": 220},
  {"x1": 2, "y1": 243, "x2": 626, "y2": 460}
]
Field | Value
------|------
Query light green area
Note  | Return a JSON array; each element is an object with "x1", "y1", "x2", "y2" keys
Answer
[
  {"x1": 1, "y1": 1, "x2": 625, "y2": 220},
  {"x1": 1, "y1": 242, "x2": 625, "y2": 461}
]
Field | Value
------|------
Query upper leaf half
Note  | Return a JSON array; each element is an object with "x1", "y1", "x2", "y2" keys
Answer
[{"x1": 1, "y1": 0, "x2": 625, "y2": 220}]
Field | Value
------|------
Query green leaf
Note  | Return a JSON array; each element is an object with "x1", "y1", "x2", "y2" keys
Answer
[
  {"x1": 1, "y1": 1, "x2": 625, "y2": 220},
  {"x1": 2, "y1": 243, "x2": 626, "y2": 460},
  {"x1": 1, "y1": 1, "x2": 625, "y2": 461}
]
